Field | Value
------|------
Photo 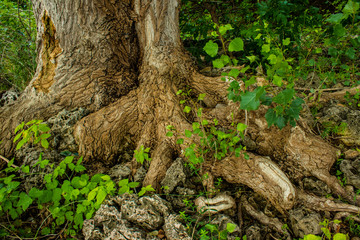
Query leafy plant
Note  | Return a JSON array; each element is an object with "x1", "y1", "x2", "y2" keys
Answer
[
  {"x1": 13, "y1": 119, "x2": 51, "y2": 149},
  {"x1": 134, "y1": 145, "x2": 152, "y2": 165}
]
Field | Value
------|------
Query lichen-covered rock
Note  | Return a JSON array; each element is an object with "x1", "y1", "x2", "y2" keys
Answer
[
  {"x1": 340, "y1": 159, "x2": 360, "y2": 189},
  {"x1": 122, "y1": 194, "x2": 172, "y2": 230},
  {"x1": 302, "y1": 177, "x2": 331, "y2": 196},
  {"x1": 245, "y1": 225, "x2": 262, "y2": 240},
  {"x1": 163, "y1": 214, "x2": 191, "y2": 240},
  {"x1": 107, "y1": 164, "x2": 131, "y2": 181},
  {"x1": 134, "y1": 166, "x2": 147, "y2": 183},
  {"x1": 46, "y1": 108, "x2": 89, "y2": 152},
  {"x1": 83, "y1": 194, "x2": 172, "y2": 239},
  {"x1": 318, "y1": 104, "x2": 360, "y2": 146},
  {"x1": 289, "y1": 208, "x2": 322, "y2": 238},
  {"x1": 161, "y1": 158, "x2": 187, "y2": 194},
  {"x1": 0, "y1": 89, "x2": 19, "y2": 107}
]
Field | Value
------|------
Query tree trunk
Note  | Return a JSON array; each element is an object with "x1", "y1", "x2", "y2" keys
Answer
[{"x1": 1, "y1": 0, "x2": 358, "y2": 216}]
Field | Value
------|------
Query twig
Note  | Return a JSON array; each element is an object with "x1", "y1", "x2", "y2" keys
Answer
[
  {"x1": 0, "y1": 155, "x2": 19, "y2": 168},
  {"x1": 0, "y1": 223, "x2": 23, "y2": 240}
]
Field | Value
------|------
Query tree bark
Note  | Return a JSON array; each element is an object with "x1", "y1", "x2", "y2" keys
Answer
[{"x1": 0, "y1": 0, "x2": 357, "y2": 216}]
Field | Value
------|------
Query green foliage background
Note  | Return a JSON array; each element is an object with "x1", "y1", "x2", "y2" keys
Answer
[{"x1": 0, "y1": 0, "x2": 36, "y2": 91}]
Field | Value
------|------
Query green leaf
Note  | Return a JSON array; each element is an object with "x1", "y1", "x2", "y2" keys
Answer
[
  {"x1": 38, "y1": 124, "x2": 51, "y2": 132},
  {"x1": 282, "y1": 38, "x2": 290, "y2": 46},
  {"x1": 343, "y1": 0, "x2": 360, "y2": 15},
  {"x1": 228, "y1": 38, "x2": 244, "y2": 52},
  {"x1": 16, "y1": 138, "x2": 28, "y2": 150},
  {"x1": 64, "y1": 156, "x2": 74, "y2": 164},
  {"x1": 273, "y1": 75, "x2": 282, "y2": 87},
  {"x1": 213, "y1": 58, "x2": 225, "y2": 68},
  {"x1": 118, "y1": 179, "x2": 129, "y2": 187},
  {"x1": 304, "y1": 234, "x2": 322, "y2": 240},
  {"x1": 205, "y1": 224, "x2": 217, "y2": 233},
  {"x1": 267, "y1": 54, "x2": 277, "y2": 65},
  {"x1": 261, "y1": 44, "x2": 270, "y2": 53},
  {"x1": 273, "y1": 89, "x2": 295, "y2": 105},
  {"x1": 326, "y1": 13, "x2": 344, "y2": 24},
  {"x1": 183, "y1": 106, "x2": 191, "y2": 113},
  {"x1": 334, "y1": 24, "x2": 346, "y2": 37},
  {"x1": 41, "y1": 139, "x2": 49, "y2": 149},
  {"x1": 88, "y1": 187, "x2": 98, "y2": 201},
  {"x1": 166, "y1": 131, "x2": 173, "y2": 137},
  {"x1": 52, "y1": 188, "x2": 62, "y2": 203},
  {"x1": 265, "y1": 109, "x2": 277, "y2": 127},
  {"x1": 14, "y1": 122, "x2": 25, "y2": 134},
  {"x1": 128, "y1": 182, "x2": 140, "y2": 188},
  {"x1": 237, "y1": 123, "x2": 247, "y2": 133},
  {"x1": 308, "y1": 59, "x2": 316, "y2": 66},
  {"x1": 246, "y1": 55, "x2": 257, "y2": 63},
  {"x1": 203, "y1": 40, "x2": 218, "y2": 57},
  {"x1": 198, "y1": 93, "x2": 206, "y2": 101},
  {"x1": 333, "y1": 233, "x2": 348, "y2": 240},
  {"x1": 345, "y1": 47, "x2": 356, "y2": 60},
  {"x1": 228, "y1": 69, "x2": 240, "y2": 78},
  {"x1": 185, "y1": 130, "x2": 192, "y2": 138},
  {"x1": 13, "y1": 133, "x2": 22, "y2": 143},
  {"x1": 275, "y1": 116, "x2": 286, "y2": 129},
  {"x1": 240, "y1": 87, "x2": 265, "y2": 111},
  {"x1": 18, "y1": 192, "x2": 33, "y2": 211},
  {"x1": 176, "y1": 138, "x2": 184, "y2": 144},
  {"x1": 219, "y1": 24, "x2": 233, "y2": 35},
  {"x1": 226, "y1": 223, "x2": 237, "y2": 233},
  {"x1": 40, "y1": 133, "x2": 51, "y2": 139}
]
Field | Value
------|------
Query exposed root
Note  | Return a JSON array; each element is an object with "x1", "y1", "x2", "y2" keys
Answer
[
  {"x1": 142, "y1": 139, "x2": 175, "y2": 189},
  {"x1": 298, "y1": 190, "x2": 360, "y2": 214},
  {"x1": 194, "y1": 193, "x2": 235, "y2": 216},
  {"x1": 74, "y1": 92, "x2": 139, "y2": 163},
  {"x1": 204, "y1": 152, "x2": 296, "y2": 214},
  {"x1": 241, "y1": 196, "x2": 291, "y2": 239}
]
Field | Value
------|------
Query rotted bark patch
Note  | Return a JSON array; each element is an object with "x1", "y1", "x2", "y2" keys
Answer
[{"x1": 32, "y1": 11, "x2": 62, "y2": 93}]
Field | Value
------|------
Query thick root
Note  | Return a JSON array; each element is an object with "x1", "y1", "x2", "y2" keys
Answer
[
  {"x1": 204, "y1": 152, "x2": 296, "y2": 214},
  {"x1": 74, "y1": 92, "x2": 139, "y2": 163},
  {"x1": 241, "y1": 196, "x2": 291, "y2": 239},
  {"x1": 297, "y1": 190, "x2": 360, "y2": 213}
]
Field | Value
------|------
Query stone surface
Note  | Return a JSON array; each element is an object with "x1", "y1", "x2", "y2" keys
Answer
[
  {"x1": 46, "y1": 108, "x2": 89, "y2": 152},
  {"x1": 163, "y1": 214, "x2": 191, "y2": 240},
  {"x1": 209, "y1": 214, "x2": 241, "y2": 239},
  {"x1": 134, "y1": 166, "x2": 147, "y2": 183},
  {"x1": 83, "y1": 194, "x2": 173, "y2": 239},
  {"x1": 245, "y1": 225, "x2": 262, "y2": 240},
  {"x1": 0, "y1": 89, "x2": 19, "y2": 106},
  {"x1": 344, "y1": 149, "x2": 360, "y2": 160},
  {"x1": 340, "y1": 159, "x2": 360, "y2": 189},
  {"x1": 302, "y1": 177, "x2": 331, "y2": 196},
  {"x1": 289, "y1": 208, "x2": 322, "y2": 238},
  {"x1": 161, "y1": 158, "x2": 187, "y2": 194},
  {"x1": 107, "y1": 164, "x2": 131, "y2": 181}
]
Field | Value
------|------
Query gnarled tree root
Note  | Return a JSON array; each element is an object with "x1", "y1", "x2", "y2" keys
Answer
[{"x1": 241, "y1": 195, "x2": 291, "y2": 239}]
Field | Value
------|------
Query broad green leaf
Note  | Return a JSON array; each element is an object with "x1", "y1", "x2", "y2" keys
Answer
[
  {"x1": 14, "y1": 122, "x2": 25, "y2": 134},
  {"x1": 246, "y1": 55, "x2": 256, "y2": 63},
  {"x1": 203, "y1": 41, "x2": 218, "y2": 57},
  {"x1": 346, "y1": 47, "x2": 356, "y2": 59},
  {"x1": 229, "y1": 38, "x2": 244, "y2": 52},
  {"x1": 308, "y1": 59, "x2": 316, "y2": 66},
  {"x1": 333, "y1": 233, "x2": 348, "y2": 240},
  {"x1": 273, "y1": 75, "x2": 282, "y2": 87},
  {"x1": 185, "y1": 130, "x2": 192, "y2": 138},
  {"x1": 21, "y1": 165, "x2": 29, "y2": 173},
  {"x1": 275, "y1": 116, "x2": 286, "y2": 129},
  {"x1": 88, "y1": 187, "x2": 98, "y2": 201},
  {"x1": 16, "y1": 138, "x2": 28, "y2": 150},
  {"x1": 228, "y1": 69, "x2": 240, "y2": 78},
  {"x1": 41, "y1": 139, "x2": 49, "y2": 149},
  {"x1": 38, "y1": 124, "x2": 51, "y2": 132},
  {"x1": 166, "y1": 131, "x2": 173, "y2": 137},
  {"x1": 343, "y1": 0, "x2": 360, "y2": 15},
  {"x1": 304, "y1": 234, "x2": 322, "y2": 240},
  {"x1": 118, "y1": 179, "x2": 129, "y2": 187},
  {"x1": 334, "y1": 24, "x2": 346, "y2": 37},
  {"x1": 64, "y1": 156, "x2": 74, "y2": 164},
  {"x1": 267, "y1": 54, "x2": 277, "y2": 65},
  {"x1": 52, "y1": 188, "x2": 62, "y2": 203},
  {"x1": 265, "y1": 109, "x2": 277, "y2": 127},
  {"x1": 18, "y1": 192, "x2": 33, "y2": 211},
  {"x1": 40, "y1": 133, "x2": 51, "y2": 139},
  {"x1": 13, "y1": 132, "x2": 22, "y2": 143},
  {"x1": 176, "y1": 138, "x2": 184, "y2": 144},
  {"x1": 198, "y1": 93, "x2": 206, "y2": 101},
  {"x1": 183, "y1": 106, "x2": 191, "y2": 113},
  {"x1": 240, "y1": 87, "x2": 265, "y2": 111},
  {"x1": 205, "y1": 224, "x2": 217, "y2": 233},
  {"x1": 219, "y1": 24, "x2": 233, "y2": 35},
  {"x1": 128, "y1": 182, "x2": 140, "y2": 188},
  {"x1": 273, "y1": 89, "x2": 295, "y2": 105},
  {"x1": 326, "y1": 13, "x2": 344, "y2": 24},
  {"x1": 261, "y1": 44, "x2": 270, "y2": 53},
  {"x1": 245, "y1": 76, "x2": 257, "y2": 88},
  {"x1": 213, "y1": 58, "x2": 225, "y2": 68},
  {"x1": 237, "y1": 123, "x2": 247, "y2": 133},
  {"x1": 282, "y1": 38, "x2": 290, "y2": 46}
]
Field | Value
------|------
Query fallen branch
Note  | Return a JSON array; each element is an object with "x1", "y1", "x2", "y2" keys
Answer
[{"x1": 0, "y1": 155, "x2": 18, "y2": 168}]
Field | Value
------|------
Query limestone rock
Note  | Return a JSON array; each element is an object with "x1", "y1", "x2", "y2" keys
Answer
[
  {"x1": 161, "y1": 158, "x2": 187, "y2": 194},
  {"x1": 0, "y1": 89, "x2": 19, "y2": 107},
  {"x1": 289, "y1": 208, "x2": 322, "y2": 238},
  {"x1": 340, "y1": 159, "x2": 360, "y2": 189},
  {"x1": 163, "y1": 214, "x2": 191, "y2": 240}
]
